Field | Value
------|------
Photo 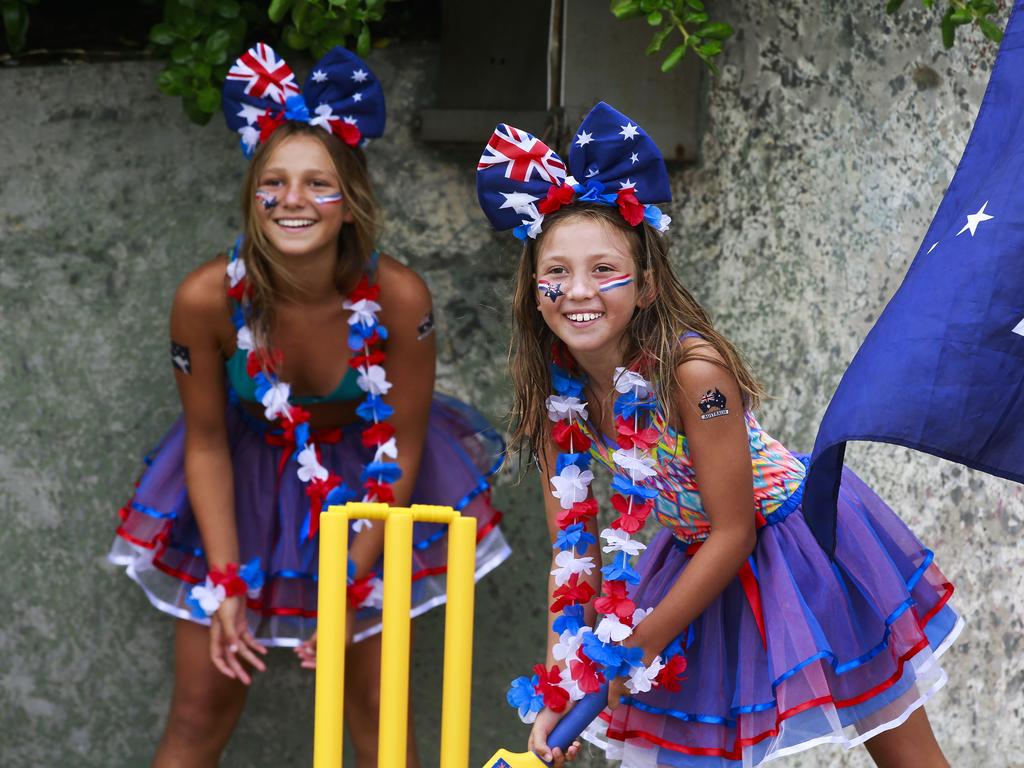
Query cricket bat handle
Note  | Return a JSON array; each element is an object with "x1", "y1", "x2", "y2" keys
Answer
[{"x1": 546, "y1": 683, "x2": 609, "y2": 753}]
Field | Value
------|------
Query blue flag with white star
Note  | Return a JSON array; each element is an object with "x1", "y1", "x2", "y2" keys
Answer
[{"x1": 803, "y1": 3, "x2": 1024, "y2": 554}]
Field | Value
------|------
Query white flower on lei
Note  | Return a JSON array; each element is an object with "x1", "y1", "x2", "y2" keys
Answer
[
  {"x1": 352, "y1": 518, "x2": 373, "y2": 533},
  {"x1": 552, "y1": 627, "x2": 589, "y2": 662},
  {"x1": 551, "y1": 550, "x2": 595, "y2": 587},
  {"x1": 363, "y1": 576, "x2": 385, "y2": 609},
  {"x1": 236, "y1": 326, "x2": 254, "y2": 352},
  {"x1": 612, "y1": 447, "x2": 658, "y2": 482},
  {"x1": 546, "y1": 395, "x2": 589, "y2": 423},
  {"x1": 549, "y1": 464, "x2": 594, "y2": 510},
  {"x1": 190, "y1": 578, "x2": 226, "y2": 616},
  {"x1": 613, "y1": 367, "x2": 652, "y2": 396},
  {"x1": 373, "y1": 436, "x2": 398, "y2": 463},
  {"x1": 595, "y1": 614, "x2": 633, "y2": 644},
  {"x1": 226, "y1": 258, "x2": 246, "y2": 287},
  {"x1": 626, "y1": 656, "x2": 665, "y2": 695},
  {"x1": 296, "y1": 444, "x2": 329, "y2": 483},
  {"x1": 632, "y1": 606, "x2": 654, "y2": 626},
  {"x1": 343, "y1": 298, "x2": 382, "y2": 327},
  {"x1": 601, "y1": 527, "x2": 646, "y2": 557},
  {"x1": 559, "y1": 664, "x2": 587, "y2": 702},
  {"x1": 357, "y1": 364, "x2": 392, "y2": 396},
  {"x1": 261, "y1": 380, "x2": 292, "y2": 421}
]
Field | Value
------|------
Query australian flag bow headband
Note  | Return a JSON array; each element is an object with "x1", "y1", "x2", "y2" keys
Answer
[
  {"x1": 476, "y1": 102, "x2": 672, "y2": 240},
  {"x1": 222, "y1": 42, "x2": 385, "y2": 158}
]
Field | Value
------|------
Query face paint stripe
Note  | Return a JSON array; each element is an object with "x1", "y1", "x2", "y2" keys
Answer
[
  {"x1": 255, "y1": 190, "x2": 278, "y2": 210},
  {"x1": 598, "y1": 274, "x2": 633, "y2": 293},
  {"x1": 314, "y1": 193, "x2": 343, "y2": 205}
]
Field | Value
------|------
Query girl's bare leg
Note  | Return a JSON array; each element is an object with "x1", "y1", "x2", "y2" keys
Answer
[
  {"x1": 864, "y1": 707, "x2": 949, "y2": 768},
  {"x1": 152, "y1": 620, "x2": 249, "y2": 768},
  {"x1": 344, "y1": 630, "x2": 421, "y2": 768}
]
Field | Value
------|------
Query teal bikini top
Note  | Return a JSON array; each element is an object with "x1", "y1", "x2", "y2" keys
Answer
[{"x1": 225, "y1": 251, "x2": 378, "y2": 405}]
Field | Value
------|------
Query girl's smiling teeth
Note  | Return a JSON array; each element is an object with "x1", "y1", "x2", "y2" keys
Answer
[
  {"x1": 275, "y1": 218, "x2": 317, "y2": 230},
  {"x1": 566, "y1": 311, "x2": 604, "y2": 323}
]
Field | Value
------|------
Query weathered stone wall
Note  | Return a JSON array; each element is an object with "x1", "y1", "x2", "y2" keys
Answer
[{"x1": 1, "y1": 2, "x2": 1021, "y2": 765}]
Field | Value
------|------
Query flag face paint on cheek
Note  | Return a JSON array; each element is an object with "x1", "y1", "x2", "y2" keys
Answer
[
  {"x1": 537, "y1": 279, "x2": 565, "y2": 302},
  {"x1": 598, "y1": 274, "x2": 633, "y2": 293},
  {"x1": 314, "y1": 193, "x2": 343, "y2": 205},
  {"x1": 255, "y1": 190, "x2": 278, "y2": 210}
]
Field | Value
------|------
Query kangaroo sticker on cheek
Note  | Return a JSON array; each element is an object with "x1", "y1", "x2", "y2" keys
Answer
[
  {"x1": 314, "y1": 193, "x2": 343, "y2": 205},
  {"x1": 255, "y1": 190, "x2": 278, "y2": 210},
  {"x1": 171, "y1": 341, "x2": 192, "y2": 375},
  {"x1": 537, "y1": 279, "x2": 565, "y2": 302},
  {"x1": 598, "y1": 274, "x2": 633, "y2": 293},
  {"x1": 417, "y1": 312, "x2": 435, "y2": 340},
  {"x1": 698, "y1": 388, "x2": 729, "y2": 420}
]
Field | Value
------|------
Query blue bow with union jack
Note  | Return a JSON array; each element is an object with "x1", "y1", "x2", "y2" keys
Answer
[
  {"x1": 222, "y1": 42, "x2": 386, "y2": 158},
  {"x1": 476, "y1": 102, "x2": 672, "y2": 240}
]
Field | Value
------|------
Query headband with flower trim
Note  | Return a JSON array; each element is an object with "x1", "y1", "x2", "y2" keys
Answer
[
  {"x1": 222, "y1": 42, "x2": 386, "y2": 157},
  {"x1": 476, "y1": 102, "x2": 672, "y2": 240}
]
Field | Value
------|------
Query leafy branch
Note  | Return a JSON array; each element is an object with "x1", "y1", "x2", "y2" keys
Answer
[
  {"x1": 886, "y1": 0, "x2": 1003, "y2": 47},
  {"x1": 1, "y1": 0, "x2": 38, "y2": 53},
  {"x1": 610, "y1": 0, "x2": 733, "y2": 73}
]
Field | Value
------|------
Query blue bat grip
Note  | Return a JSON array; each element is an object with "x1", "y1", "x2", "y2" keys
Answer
[{"x1": 546, "y1": 684, "x2": 609, "y2": 753}]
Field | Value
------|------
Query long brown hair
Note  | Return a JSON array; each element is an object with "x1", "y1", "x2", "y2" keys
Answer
[
  {"x1": 508, "y1": 203, "x2": 765, "y2": 460},
  {"x1": 235, "y1": 122, "x2": 380, "y2": 349}
]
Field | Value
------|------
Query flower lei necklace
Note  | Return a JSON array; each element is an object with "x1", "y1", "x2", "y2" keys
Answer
[
  {"x1": 186, "y1": 237, "x2": 400, "y2": 618},
  {"x1": 507, "y1": 350, "x2": 687, "y2": 722}
]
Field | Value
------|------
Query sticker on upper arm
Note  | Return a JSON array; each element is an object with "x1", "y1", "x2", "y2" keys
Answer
[
  {"x1": 171, "y1": 341, "x2": 192, "y2": 374},
  {"x1": 698, "y1": 388, "x2": 729, "y2": 420},
  {"x1": 416, "y1": 311, "x2": 435, "y2": 340}
]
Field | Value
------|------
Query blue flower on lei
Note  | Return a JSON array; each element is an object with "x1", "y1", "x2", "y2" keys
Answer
[
  {"x1": 582, "y1": 632, "x2": 644, "y2": 679},
  {"x1": 551, "y1": 365, "x2": 585, "y2": 398},
  {"x1": 601, "y1": 551, "x2": 641, "y2": 585},
  {"x1": 356, "y1": 394, "x2": 394, "y2": 422},
  {"x1": 614, "y1": 391, "x2": 658, "y2": 419},
  {"x1": 553, "y1": 524, "x2": 596, "y2": 553},
  {"x1": 552, "y1": 604, "x2": 586, "y2": 635},
  {"x1": 557, "y1": 452, "x2": 591, "y2": 473},
  {"x1": 507, "y1": 674, "x2": 545, "y2": 722},
  {"x1": 611, "y1": 474, "x2": 660, "y2": 500},
  {"x1": 361, "y1": 461, "x2": 403, "y2": 484}
]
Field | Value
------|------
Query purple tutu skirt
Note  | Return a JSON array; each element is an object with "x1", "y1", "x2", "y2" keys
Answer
[
  {"x1": 586, "y1": 463, "x2": 961, "y2": 767},
  {"x1": 108, "y1": 393, "x2": 511, "y2": 645}
]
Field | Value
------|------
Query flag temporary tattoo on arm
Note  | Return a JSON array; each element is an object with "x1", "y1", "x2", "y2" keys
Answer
[
  {"x1": 255, "y1": 190, "x2": 278, "y2": 210},
  {"x1": 537, "y1": 279, "x2": 565, "y2": 302},
  {"x1": 171, "y1": 341, "x2": 192, "y2": 375},
  {"x1": 698, "y1": 388, "x2": 729, "y2": 420},
  {"x1": 416, "y1": 311, "x2": 435, "y2": 340},
  {"x1": 314, "y1": 193, "x2": 343, "y2": 205},
  {"x1": 598, "y1": 274, "x2": 633, "y2": 293}
]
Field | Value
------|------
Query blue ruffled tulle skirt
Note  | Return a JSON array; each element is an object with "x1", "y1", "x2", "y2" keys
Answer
[
  {"x1": 108, "y1": 393, "x2": 511, "y2": 644},
  {"x1": 584, "y1": 463, "x2": 961, "y2": 767}
]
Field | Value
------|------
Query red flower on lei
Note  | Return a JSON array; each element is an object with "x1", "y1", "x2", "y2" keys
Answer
[
  {"x1": 533, "y1": 664, "x2": 570, "y2": 712},
  {"x1": 551, "y1": 574, "x2": 596, "y2": 613},
  {"x1": 593, "y1": 580, "x2": 636, "y2": 621}
]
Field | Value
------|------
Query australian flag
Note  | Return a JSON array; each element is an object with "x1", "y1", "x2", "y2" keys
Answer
[{"x1": 804, "y1": 2, "x2": 1024, "y2": 554}]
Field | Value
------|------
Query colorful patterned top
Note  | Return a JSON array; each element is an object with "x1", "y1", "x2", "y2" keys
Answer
[{"x1": 585, "y1": 410, "x2": 807, "y2": 543}]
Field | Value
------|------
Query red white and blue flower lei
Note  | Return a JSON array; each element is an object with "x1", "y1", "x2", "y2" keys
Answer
[
  {"x1": 507, "y1": 354, "x2": 688, "y2": 723},
  {"x1": 187, "y1": 238, "x2": 400, "y2": 616}
]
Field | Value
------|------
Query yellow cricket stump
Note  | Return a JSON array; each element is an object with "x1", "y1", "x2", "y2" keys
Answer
[{"x1": 313, "y1": 503, "x2": 478, "y2": 767}]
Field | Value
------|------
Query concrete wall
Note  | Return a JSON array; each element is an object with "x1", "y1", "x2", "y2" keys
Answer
[{"x1": 1, "y1": 2, "x2": 1021, "y2": 765}]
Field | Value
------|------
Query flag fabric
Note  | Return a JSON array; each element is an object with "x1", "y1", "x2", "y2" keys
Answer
[{"x1": 804, "y1": 2, "x2": 1024, "y2": 554}]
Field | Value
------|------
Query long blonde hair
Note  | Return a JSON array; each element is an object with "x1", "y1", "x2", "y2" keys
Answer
[
  {"x1": 508, "y1": 203, "x2": 765, "y2": 460},
  {"x1": 235, "y1": 122, "x2": 380, "y2": 349}
]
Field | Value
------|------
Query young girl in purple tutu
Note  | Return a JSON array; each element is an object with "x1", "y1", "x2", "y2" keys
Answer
[
  {"x1": 476, "y1": 102, "x2": 961, "y2": 767},
  {"x1": 108, "y1": 44, "x2": 510, "y2": 766}
]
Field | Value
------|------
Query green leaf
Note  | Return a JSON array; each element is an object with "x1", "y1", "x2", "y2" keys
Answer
[
  {"x1": 940, "y1": 11, "x2": 955, "y2": 48},
  {"x1": 268, "y1": 0, "x2": 293, "y2": 22},
  {"x1": 979, "y1": 17, "x2": 1003, "y2": 42},
  {"x1": 696, "y1": 39, "x2": 722, "y2": 56},
  {"x1": 949, "y1": 9, "x2": 973, "y2": 24},
  {"x1": 661, "y1": 43, "x2": 686, "y2": 71},
  {"x1": 283, "y1": 25, "x2": 308, "y2": 49},
  {"x1": 609, "y1": 0, "x2": 642, "y2": 19},
  {"x1": 204, "y1": 28, "x2": 231, "y2": 62},
  {"x1": 356, "y1": 22, "x2": 371, "y2": 56},
  {"x1": 885, "y1": 0, "x2": 905, "y2": 13},
  {"x1": 2, "y1": 1, "x2": 29, "y2": 53},
  {"x1": 647, "y1": 10, "x2": 662, "y2": 25},
  {"x1": 170, "y1": 40, "x2": 193, "y2": 63},
  {"x1": 182, "y1": 96, "x2": 214, "y2": 125},
  {"x1": 157, "y1": 66, "x2": 187, "y2": 96},
  {"x1": 922, "y1": 0, "x2": 934, "y2": 8},
  {"x1": 639, "y1": 0, "x2": 657, "y2": 12},
  {"x1": 682, "y1": 11, "x2": 708, "y2": 24},
  {"x1": 697, "y1": 22, "x2": 732, "y2": 39},
  {"x1": 196, "y1": 85, "x2": 220, "y2": 112},
  {"x1": 177, "y1": 0, "x2": 196, "y2": 8},
  {"x1": 685, "y1": 0, "x2": 704, "y2": 9},
  {"x1": 149, "y1": 22, "x2": 177, "y2": 45},
  {"x1": 194, "y1": 61, "x2": 212, "y2": 79},
  {"x1": 213, "y1": 0, "x2": 239, "y2": 18},
  {"x1": 645, "y1": 24, "x2": 673, "y2": 54}
]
